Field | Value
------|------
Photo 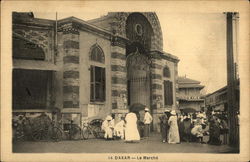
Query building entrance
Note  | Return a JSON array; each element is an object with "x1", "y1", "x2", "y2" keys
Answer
[{"x1": 127, "y1": 47, "x2": 151, "y2": 109}]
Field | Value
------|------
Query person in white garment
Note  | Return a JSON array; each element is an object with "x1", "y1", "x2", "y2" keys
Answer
[
  {"x1": 143, "y1": 107, "x2": 153, "y2": 138},
  {"x1": 114, "y1": 117, "x2": 125, "y2": 139},
  {"x1": 191, "y1": 123, "x2": 206, "y2": 143},
  {"x1": 125, "y1": 112, "x2": 140, "y2": 142},
  {"x1": 168, "y1": 110, "x2": 180, "y2": 144},
  {"x1": 101, "y1": 115, "x2": 114, "y2": 140}
]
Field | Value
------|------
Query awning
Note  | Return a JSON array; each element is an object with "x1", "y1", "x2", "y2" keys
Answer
[
  {"x1": 214, "y1": 104, "x2": 225, "y2": 111},
  {"x1": 13, "y1": 59, "x2": 59, "y2": 71}
]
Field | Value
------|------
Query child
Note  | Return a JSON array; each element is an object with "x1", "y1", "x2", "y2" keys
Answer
[
  {"x1": 114, "y1": 117, "x2": 125, "y2": 139},
  {"x1": 191, "y1": 123, "x2": 206, "y2": 143}
]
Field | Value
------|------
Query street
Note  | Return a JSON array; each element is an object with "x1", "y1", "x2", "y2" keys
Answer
[{"x1": 13, "y1": 133, "x2": 238, "y2": 153}]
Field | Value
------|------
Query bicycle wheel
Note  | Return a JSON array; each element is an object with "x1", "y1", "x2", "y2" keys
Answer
[
  {"x1": 51, "y1": 127, "x2": 63, "y2": 142},
  {"x1": 82, "y1": 126, "x2": 90, "y2": 140},
  {"x1": 94, "y1": 126, "x2": 104, "y2": 139},
  {"x1": 32, "y1": 128, "x2": 47, "y2": 141},
  {"x1": 69, "y1": 125, "x2": 82, "y2": 140},
  {"x1": 13, "y1": 127, "x2": 25, "y2": 142},
  {"x1": 32, "y1": 129, "x2": 43, "y2": 141}
]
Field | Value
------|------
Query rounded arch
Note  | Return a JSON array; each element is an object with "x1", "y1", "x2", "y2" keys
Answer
[
  {"x1": 125, "y1": 12, "x2": 153, "y2": 53},
  {"x1": 111, "y1": 12, "x2": 163, "y2": 51},
  {"x1": 163, "y1": 66, "x2": 171, "y2": 78},
  {"x1": 89, "y1": 43, "x2": 105, "y2": 63}
]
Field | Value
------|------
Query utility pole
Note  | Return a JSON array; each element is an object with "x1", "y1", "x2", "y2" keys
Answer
[{"x1": 225, "y1": 12, "x2": 239, "y2": 148}]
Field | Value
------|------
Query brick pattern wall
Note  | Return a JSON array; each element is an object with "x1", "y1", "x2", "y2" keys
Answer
[
  {"x1": 113, "y1": 12, "x2": 163, "y2": 51},
  {"x1": 150, "y1": 58, "x2": 164, "y2": 108},
  {"x1": 110, "y1": 12, "x2": 164, "y2": 110},
  {"x1": 110, "y1": 45, "x2": 127, "y2": 109},
  {"x1": 143, "y1": 13, "x2": 163, "y2": 51},
  {"x1": 62, "y1": 26, "x2": 80, "y2": 108},
  {"x1": 13, "y1": 28, "x2": 53, "y2": 61}
]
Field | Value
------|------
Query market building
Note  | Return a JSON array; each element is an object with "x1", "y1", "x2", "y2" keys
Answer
[
  {"x1": 205, "y1": 80, "x2": 240, "y2": 112},
  {"x1": 177, "y1": 76, "x2": 205, "y2": 112},
  {"x1": 12, "y1": 12, "x2": 179, "y2": 130}
]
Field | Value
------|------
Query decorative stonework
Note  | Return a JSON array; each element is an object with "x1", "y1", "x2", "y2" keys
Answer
[
  {"x1": 13, "y1": 28, "x2": 53, "y2": 61},
  {"x1": 111, "y1": 12, "x2": 163, "y2": 51},
  {"x1": 108, "y1": 12, "x2": 164, "y2": 110},
  {"x1": 58, "y1": 23, "x2": 79, "y2": 34},
  {"x1": 110, "y1": 45, "x2": 127, "y2": 109},
  {"x1": 62, "y1": 26, "x2": 80, "y2": 108}
]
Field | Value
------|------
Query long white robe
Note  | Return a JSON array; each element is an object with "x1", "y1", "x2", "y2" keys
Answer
[
  {"x1": 101, "y1": 120, "x2": 114, "y2": 139},
  {"x1": 114, "y1": 120, "x2": 125, "y2": 139},
  {"x1": 125, "y1": 112, "x2": 140, "y2": 141},
  {"x1": 168, "y1": 115, "x2": 180, "y2": 144}
]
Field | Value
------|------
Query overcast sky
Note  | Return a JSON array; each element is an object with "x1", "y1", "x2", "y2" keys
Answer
[{"x1": 34, "y1": 11, "x2": 228, "y2": 94}]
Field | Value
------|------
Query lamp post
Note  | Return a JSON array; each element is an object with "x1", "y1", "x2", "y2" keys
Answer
[{"x1": 225, "y1": 12, "x2": 239, "y2": 148}]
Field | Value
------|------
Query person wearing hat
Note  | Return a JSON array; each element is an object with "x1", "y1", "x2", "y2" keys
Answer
[
  {"x1": 168, "y1": 110, "x2": 180, "y2": 144},
  {"x1": 143, "y1": 107, "x2": 153, "y2": 138},
  {"x1": 159, "y1": 109, "x2": 171, "y2": 143},
  {"x1": 101, "y1": 115, "x2": 114, "y2": 140}
]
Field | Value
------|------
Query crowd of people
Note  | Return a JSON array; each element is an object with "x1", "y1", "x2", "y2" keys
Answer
[
  {"x1": 101, "y1": 107, "x2": 153, "y2": 142},
  {"x1": 101, "y1": 107, "x2": 229, "y2": 145},
  {"x1": 160, "y1": 110, "x2": 229, "y2": 145}
]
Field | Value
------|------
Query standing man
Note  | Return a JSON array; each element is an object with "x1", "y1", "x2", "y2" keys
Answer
[
  {"x1": 159, "y1": 109, "x2": 171, "y2": 143},
  {"x1": 143, "y1": 107, "x2": 153, "y2": 138}
]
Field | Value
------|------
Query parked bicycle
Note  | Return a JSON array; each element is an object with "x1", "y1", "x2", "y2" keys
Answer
[
  {"x1": 12, "y1": 114, "x2": 45, "y2": 142},
  {"x1": 12, "y1": 116, "x2": 28, "y2": 142},
  {"x1": 32, "y1": 117, "x2": 82, "y2": 141},
  {"x1": 82, "y1": 119, "x2": 104, "y2": 140},
  {"x1": 31, "y1": 113, "x2": 63, "y2": 142},
  {"x1": 63, "y1": 119, "x2": 82, "y2": 140}
]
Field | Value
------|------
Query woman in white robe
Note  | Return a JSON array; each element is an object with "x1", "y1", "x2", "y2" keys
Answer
[
  {"x1": 125, "y1": 112, "x2": 140, "y2": 142},
  {"x1": 168, "y1": 110, "x2": 180, "y2": 144}
]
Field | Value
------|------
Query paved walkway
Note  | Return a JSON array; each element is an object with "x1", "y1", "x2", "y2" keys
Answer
[{"x1": 13, "y1": 133, "x2": 238, "y2": 153}]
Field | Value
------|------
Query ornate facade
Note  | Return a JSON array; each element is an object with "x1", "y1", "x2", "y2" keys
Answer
[{"x1": 12, "y1": 12, "x2": 179, "y2": 131}]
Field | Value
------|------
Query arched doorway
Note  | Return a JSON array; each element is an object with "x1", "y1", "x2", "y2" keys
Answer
[
  {"x1": 126, "y1": 13, "x2": 153, "y2": 111},
  {"x1": 127, "y1": 46, "x2": 151, "y2": 108}
]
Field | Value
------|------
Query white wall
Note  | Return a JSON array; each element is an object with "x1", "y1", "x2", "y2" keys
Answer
[{"x1": 79, "y1": 31, "x2": 111, "y2": 118}]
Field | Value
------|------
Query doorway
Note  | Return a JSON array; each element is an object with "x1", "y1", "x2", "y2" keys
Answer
[{"x1": 127, "y1": 47, "x2": 151, "y2": 110}]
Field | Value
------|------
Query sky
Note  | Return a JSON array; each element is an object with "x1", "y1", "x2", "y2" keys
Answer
[{"x1": 34, "y1": 11, "x2": 228, "y2": 94}]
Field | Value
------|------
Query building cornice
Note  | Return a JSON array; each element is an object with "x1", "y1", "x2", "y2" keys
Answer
[
  {"x1": 150, "y1": 50, "x2": 179, "y2": 63},
  {"x1": 58, "y1": 17, "x2": 129, "y2": 44}
]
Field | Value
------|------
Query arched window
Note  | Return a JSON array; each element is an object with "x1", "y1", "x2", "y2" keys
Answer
[
  {"x1": 90, "y1": 44, "x2": 105, "y2": 63},
  {"x1": 89, "y1": 44, "x2": 105, "y2": 102},
  {"x1": 163, "y1": 66, "x2": 170, "y2": 78}
]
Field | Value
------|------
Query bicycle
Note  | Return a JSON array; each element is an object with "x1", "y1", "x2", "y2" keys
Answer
[
  {"x1": 82, "y1": 119, "x2": 104, "y2": 140},
  {"x1": 13, "y1": 115, "x2": 36, "y2": 142},
  {"x1": 13, "y1": 119, "x2": 26, "y2": 142},
  {"x1": 31, "y1": 113, "x2": 64, "y2": 142},
  {"x1": 49, "y1": 120, "x2": 63, "y2": 142},
  {"x1": 63, "y1": 119, "x2": 82, "y2": 140}
]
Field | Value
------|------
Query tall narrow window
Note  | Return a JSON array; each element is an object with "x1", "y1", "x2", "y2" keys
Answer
[
  {"x1": 89, "y1": 44, "x2": 105, "y2": 102},
  {"x1": 90, "y1": 66, "x2": 105, "y2": 102},
  {"x1": 164, "y1": 80, "x2": 173, "y2": 106}
]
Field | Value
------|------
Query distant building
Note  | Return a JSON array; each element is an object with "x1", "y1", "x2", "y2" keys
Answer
[
  {"x1": 12, "y1": 12, "x2": 179, "y2": 131},
  {"x1": 205, "y1": 80, "x2": 239, "y2": 112},
  {"x1": 177, "y1": 76, "x2": 205, "y2": 112}
]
